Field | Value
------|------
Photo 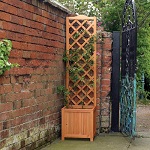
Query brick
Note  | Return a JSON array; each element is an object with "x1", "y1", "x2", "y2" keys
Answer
[
  {"x1": 9, "y1": 58, "x2": 26, "y2": 67},
  {"x1": 0, "y1": 103, "x2": 12, "y2": 113},
  {"x1": 101, "y1": 79, "x2": 111, "y2": 85},
  {"x1": 15, "y1": 33, "x2": 25, "y2": 42},
  {"x1": 31, "y1": 75, "x2": 42, "y2": 82},
  {"x1": 11, "y1": 107, "x2": 32, "y2": 118},
  {"x1": 25, "y1": 3, "x2": 34, "y2": 13},
  {"x1": 13, "y1": 84, "x2": 22, "y2": 92},
  {"x1": 11, "y1": 15, "x2": 23, "y2": 25},
  {"x1": 102, "y1": 56, "x2": 112, "y2": 62},
  {"x1": 0, "y1": 30, "x2": 6, "y2": 39},
  {"x1": 10, "y1": 50, "x2": 23, "y2": 58},
  {"x1": 5, "y1": 93, "x2": 17, "y2": 102},
  {"x1": 101, "y1": 109, "x2": 110, "y2": 116},
  {"x1": 0, "y1": 130, "x2": 9, "y2": 139},
  {"x1": 101, "y1": 91, "x2": 110, "y2": 97},
  {"x1": 30, "y1": 52, "x2": 37, "y2": 59},
  {"x1": 101, "y1": 102, "x2": 110, "y2": 109},
  {"x1": 10, "y1": 76, "x2": 17, "y2": 84},
  {"x1": 101, "y1": 85, "x2": 110, "y2": 91},
  {"x1": 0, "y1": 12, "x2": 11, "y2": 21},
  {"x1": 23, "y1": 51, "x2": 31, "y2": 59},
  {"x1": 26, "y1": 60, "x2": 42, "y2": 67},
  {"x1": 103, "y1": 37, "x2": 112, "y2": 44},
  {"x1": 102, "y1": 73, "x2": 111, "y2": 79},
  {"x1": 0, "y1": 111, "x2": 11, "y2": 122},
  {"x1": 8, "y1": 67, "x2": 34, "y2": 75},
  {"x1": 0, "y1": 87, "x2": 4, "y2": 94},
  {"x1": 0, "y1": 76, "x2": 11, "y2": 84},
  {"x1": 23, "y1": 98, "x2": 36, "y2": 107},
  {"x1": 2, "y1": 2, "x2": 18, "y2": 15},
  {"x1": 2, "y1": 84, "x2": 13, "y2": 94},
  {"x1": 5, "y1": 92, "x2": 32, "y2": 102},
  {"x1": 13, "y1": 100, "x2": 22, "y2": 110},
  {"x1": 0, "y1": 95, "x2": 6, "y2": 103},
  {"x1": 102, "y1": 43, "x2": 112, "y2": 50}
]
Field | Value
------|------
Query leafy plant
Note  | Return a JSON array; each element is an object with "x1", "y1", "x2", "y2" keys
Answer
[
  {"x1": 0, "y1": 39, "x2": 18, "y2": 75},
  {"x1": 57, "y1": 85, "x2": 70, "y2": 107},
  {"x1": 58, "y1": 32, "x2": 96, "y2": 108},
  {"x1": 137, "y1": 90, "x2": 150, "y2": 105},
  {"x1": 58, "y1": 0, "x2": 150, "y2": 92}
]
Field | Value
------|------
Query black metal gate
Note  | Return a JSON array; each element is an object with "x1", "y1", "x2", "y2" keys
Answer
[{"x1": 120, "y1": 0, "x2": 137, "y2": 138}]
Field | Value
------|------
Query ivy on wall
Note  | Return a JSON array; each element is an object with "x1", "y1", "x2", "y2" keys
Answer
[{"x1": 0, "y1": 39, "x2": 18, "y2": 75}]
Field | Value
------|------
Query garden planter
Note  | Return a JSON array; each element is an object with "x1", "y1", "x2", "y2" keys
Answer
[
  {"x1": 61, "y1": 15, "x2": 97, "y2": 141},
  {"x1": 61, "y1": 106, "x2": 96, "y2": 141}
]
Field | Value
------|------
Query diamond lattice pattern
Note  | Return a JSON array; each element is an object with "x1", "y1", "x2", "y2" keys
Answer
[{"x1": 66, "y1": 15, "x2": 96, "y2": 107}]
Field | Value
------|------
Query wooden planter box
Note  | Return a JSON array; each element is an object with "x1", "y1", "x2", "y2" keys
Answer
[{"x1": 61, "y1": 106, "x2": 96, "y2": 141}]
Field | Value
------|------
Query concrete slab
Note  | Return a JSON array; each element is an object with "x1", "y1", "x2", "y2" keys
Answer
[{"x1": 41, "y1": 133, "x2": 150, "y2": 150}]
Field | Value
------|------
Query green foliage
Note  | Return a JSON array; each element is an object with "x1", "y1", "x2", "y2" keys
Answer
[
  {"x1": 57, "y1": 85, "x2": 70, "y2": 107},
  {"x1": 57, "y1": 0, "x2": 101, "y2": 20},
  {"x1": 137, "y1": 90, "x2": 150, "y2": 105},
  {"x1": 100, "y1": 0, "x2": 124, "y2": 31},
  {"x1": 0, "y1": 39, "x2": 18, "y2": 75},
  {"x1": 136, "y1": 1, "x2": 150, "y2": 81},
  {"x1": 57, "y1": 0, "x2": 150, "y2": 94},
  {"x1": 58, "y1": 32, "x2": 95, "y2": 107}
]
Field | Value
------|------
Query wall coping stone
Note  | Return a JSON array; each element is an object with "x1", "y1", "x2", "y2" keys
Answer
[{"x1": 43, "y1": 0, "x2": 72, "y2": 14}]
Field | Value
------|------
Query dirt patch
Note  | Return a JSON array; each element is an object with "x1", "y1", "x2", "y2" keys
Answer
[{"x1": 136, "y1": 104, "x2": 150, "y2": 132}]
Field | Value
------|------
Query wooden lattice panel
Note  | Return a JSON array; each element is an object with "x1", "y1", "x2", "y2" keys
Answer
[{"x1": 66, "y1": 15, "x2": 96, "y2": 107}]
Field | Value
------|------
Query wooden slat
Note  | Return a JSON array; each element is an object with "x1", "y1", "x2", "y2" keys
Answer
[
  {"x1": 61, "y1": 106, "x2": 96, "y2": 141},
  {"x1": 66, "y1": 15, "x2": 96, "y2": 107}
]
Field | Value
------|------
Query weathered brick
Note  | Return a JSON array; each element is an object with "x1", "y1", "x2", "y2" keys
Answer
[
  {"x1": 0, "y1": 103, "x2": 12, "y2": 113},
  {"x1": 0, "y1": 76, "x2": 11, "y2": 84},
  {"x1": 0, "y1": 112, "x2": 11, "y2": 122},
  {"x1": 10, "y1": 50, "x2": 23, "y2": 58},
  {"x1": 0, "y1": 30, "x2": 6, "y2": 39},
  {"x1": 101, "y1": 79, "x2": 111, "y2": 86},
  {"x1": 0, "y1": 130, "x2": 9, "y2": 139},
  {"x1": 23, "y1": 98, "x2": 36, "y2": 107}
]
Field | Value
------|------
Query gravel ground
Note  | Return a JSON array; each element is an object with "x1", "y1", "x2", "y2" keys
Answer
[{"x1": 136, "y1": 104, "x2": 150, "y2": 132}]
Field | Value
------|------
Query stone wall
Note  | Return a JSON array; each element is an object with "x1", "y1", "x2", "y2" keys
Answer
[{"x1": 0, "y1": 0, "x2": 69, "y2": 149}]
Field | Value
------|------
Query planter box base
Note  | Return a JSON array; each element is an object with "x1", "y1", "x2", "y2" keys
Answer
[{"x1": 61, "y1": 106, "x2": 96, "y2": 141}]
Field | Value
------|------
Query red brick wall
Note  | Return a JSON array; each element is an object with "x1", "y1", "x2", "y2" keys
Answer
[
  {"x1": 96, "y1": 28, "x2": 112, "y2": 133},
  {"x1": 0, "y1": 0, "x2": 112, "y2": 148},
  {"x1": 0, "y1": 0, "x2": 68, "y2": 149}
]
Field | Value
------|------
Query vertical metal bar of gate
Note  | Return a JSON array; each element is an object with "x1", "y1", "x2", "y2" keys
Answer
[{"x1": 120, "y1": 0, "x2": 137, "y2": 138}]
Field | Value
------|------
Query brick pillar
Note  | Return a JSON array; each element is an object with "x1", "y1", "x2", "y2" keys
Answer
[{"x1": 96, "y1": 28, "x2": 112, "y2": 133}]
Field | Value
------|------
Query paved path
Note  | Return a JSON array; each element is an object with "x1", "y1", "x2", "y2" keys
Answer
[
  {"x1": 136, "y1": 105, "x2": 150, "y2": 132},
  {"x1": 41, "y1": 133, "x2": 150, "y2": 150},
  {"x1": 42, "y1": 104, "x2": 150, "y2": 150}
]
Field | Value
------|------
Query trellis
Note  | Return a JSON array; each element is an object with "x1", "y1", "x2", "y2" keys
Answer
[
  {"x1": 66, "y1": 15, "x2": 97, "y2": 108},
  {"x1": 62, "y1": 15, "x2": 97, "y2": 141}
]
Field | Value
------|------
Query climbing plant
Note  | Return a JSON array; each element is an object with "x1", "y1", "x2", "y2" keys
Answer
[
  {"x1": 57, "y1": 16, "x2": 97, "y2": 108},
  {"x1": 0, "y1": 39, "x2": 18, "y2": 75}
]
